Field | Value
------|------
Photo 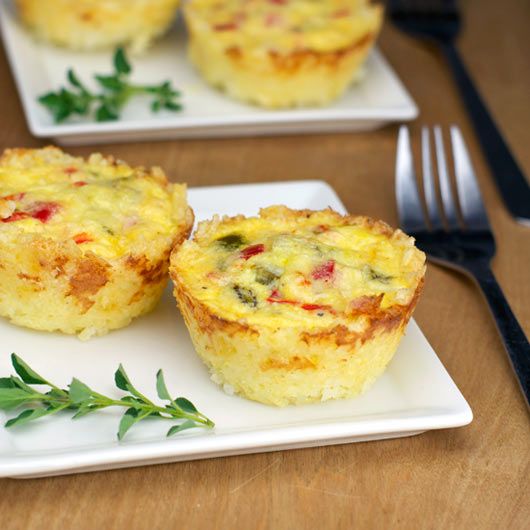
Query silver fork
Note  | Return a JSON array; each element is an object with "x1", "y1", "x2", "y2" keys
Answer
[{"x1": 396, "y1": 125, "x2": 530, "y2": 407}]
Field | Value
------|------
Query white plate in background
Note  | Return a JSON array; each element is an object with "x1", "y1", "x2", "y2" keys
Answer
[
  {"x1": 0, "y1": 181, "x2": 471, "y2": 479},
  {"x1": 0, "y1": 1, "x2": 418, "y2": 145}
]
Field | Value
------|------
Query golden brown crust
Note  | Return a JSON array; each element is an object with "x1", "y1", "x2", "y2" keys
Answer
[
  {"x1": 260, "y1": 356, "x2": 317, "y2": 372},
  {"x1": 174, "y1": 279, "x2": 259, "y2": 338},
  {"x1": 0, "y1": 146, "x2": 192, "y2": 338},
  {"x1": 67, "y1": 256, "x2": 110, "y2": 313},
  {"x1": 267, "y1": 33, "x2": 374, "y2": 73},
  {"x1": 170, "y1": 205, "x2": 425, "y2": 404},
  {"x1": 300, "y1": 277, "x2": 424, "y2": 348}
]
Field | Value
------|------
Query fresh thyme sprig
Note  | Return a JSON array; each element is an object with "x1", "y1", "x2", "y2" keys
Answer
[
  {"x1": 0, "y1": 354, "x2": 213, "y2": 440},
  {"x1": 38, "y1": 48, "x2": 183, "y2": 123}
]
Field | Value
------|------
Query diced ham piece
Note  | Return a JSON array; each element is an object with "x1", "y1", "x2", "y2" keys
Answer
[
  {"x1": 312, "y1": 260, "x2": 335, "y2": 281},
  {"x1": 30, "y1": 202, "x2": 60, "y2": 223}
]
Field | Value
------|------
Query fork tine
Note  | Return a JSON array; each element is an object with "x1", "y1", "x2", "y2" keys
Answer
[
  {"x1": 434, "y1": 126, "x2": 459, "y2": 228},
  {"x1": 421, "y1": 127, "x2": 443, "y2": 230},
  {"x1": 396, "y1": 126, "x2": 426, "y2": 233},
  {"x1": 450, "y1": 125, "x2": 490, "y2": 230}
]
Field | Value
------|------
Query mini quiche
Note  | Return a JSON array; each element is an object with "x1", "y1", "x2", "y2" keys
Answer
[
  {"x1": 184, "y1": 0, "x2": 383, "y2": 108},
  {"x1": 0, "y1": 147, "x2": 193, "y2": 340},
  {"x1": 170, "y1": 206, "x2": 425, "y2": 407},
  {"x1": 15, "y1": 0, "x2": 181, "y2": 53}
]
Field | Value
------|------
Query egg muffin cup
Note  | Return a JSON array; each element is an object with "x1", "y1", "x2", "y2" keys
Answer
[
  {"x1": 184, "y1": 0, "x2": 383, "y2": 108},
  {"x1": 170, "y1": 206, "x2": 425, "y2": 407},
  {"x1": 0, "y1": 147, "x2": 193, "y2": 340},
  {"x1": 15, "y1": 0, "x2": 181, "y2": 53}
]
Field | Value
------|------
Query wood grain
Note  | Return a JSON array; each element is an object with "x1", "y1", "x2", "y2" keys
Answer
[{"x1": 1, "y1": 0, "x2": 529, "y2": 528}]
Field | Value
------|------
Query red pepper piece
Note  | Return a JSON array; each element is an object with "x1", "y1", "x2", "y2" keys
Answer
[
  {"x1": 30, "y1": 202, "x2": 60, "y2": 223},
  {"x1": 267, "y1": 289, "x2": 297, "y2": 305},
  {"x1": 64, "y1": 167, "x2": 77, "y2": 174},
  {"x1": 301, "y1": 304, "x2": 327, "y2": 311},
  {"x1": 2, "y1": 211, "x2": 30, "y2": 223},
  {"x1": 73, "y1": 232, "x2": 93, "y2": 244},
  {"x1": 73, "y1": 181, "x2": 87, "y2": 187},
  {"x1": 268, "y1": 0, "x2": 287, "y2": 4},
  {"x1": 240, "y1": 243, "x2": 265, "y2": 260},
  {"x1": 312, "y1": 260, "x2": 335, "y2": 281},
  {"x1": 2, "y1": 192, "x2": 25, "y2": 201}
]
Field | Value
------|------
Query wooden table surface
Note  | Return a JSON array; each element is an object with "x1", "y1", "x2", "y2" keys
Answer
[{"x1": 1, "y1": 0, "x2": 529, "y2": 528}]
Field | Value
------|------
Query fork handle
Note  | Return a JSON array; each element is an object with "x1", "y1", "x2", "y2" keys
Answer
[
  {"x1": 440, "y1": 42, "x2": 530, "y2": 223},
  {"x1": 466, "y1": 261, "x2": 530, "y2": 407}
]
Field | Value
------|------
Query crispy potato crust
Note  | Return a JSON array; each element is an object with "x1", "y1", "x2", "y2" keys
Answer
[
  {"x1": 170, "y1": 206, "x2": 426, "y2": 406},
  {"x1": 184, "y1": 1, "x2": 383, "y2": 108},
  {"x1": 0, "y1": 146, "x2": 193, "y2": 340}
]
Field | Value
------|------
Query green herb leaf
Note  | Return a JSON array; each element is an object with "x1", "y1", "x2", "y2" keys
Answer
[
  {"x1": 167, "y1": 420, "x2": 197, "y2": 437},
  {"x1": 0, "y1": 388, "x2": 38, "y2": 410},
  {"x1": 11, "y1": 354, "x2": 48, "y2": 385},
  {"x1": 2, "y1": 355, "x2": 214, "y2": 440},
  {"x1": 114, "y1": 364, "x2": 132, "y2": 392},
  {"x1": 72, "y1": 404, "x2": 101, "y2": 420},
  {"x1": 155, "y1": 370, "x2": 172, "y2": 402},
  {"x1": 67, "y1": 69, "x2": 84, "y2": 89},
  {"x1": 5, "y1": 407, "x2": 53, "y2": 428},
  {"x1": 95, "y1": 75, "x2": 123, "y2": 91},
  {"x1": 95, "y1": 104, "x2": 119, "y2": 122},
  {"x1": 114, "y1": 47, "x2": 131, "y2": 75},
  {"x1": 68, "y1": 378, "x2": 93, "y2": 404},
  {"x1": 0, "y1": 378, "x2": 15, "y2": 389},
  {"x1": 9, "y1": 376, "x2": 36, "y2": 394},
  {"x1": 38, "y1": 47, "x2": 182, "y2": 123},
  {"x1": 117, "y1": 407, "x2": 152, "y2": 440},
  {"x1": 46, "y1": 388, "x2": 68, "y2": 400},
  {"x1": 174, "y1": 397, "x2": 198, "y2": 414},
  {"x1": 164, "y1": 101, "x2": 182, "y2": 111}
]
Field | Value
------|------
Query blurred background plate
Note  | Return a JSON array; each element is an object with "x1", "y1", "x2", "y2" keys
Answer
[{"x1": 0, "y1": 0, "x2": 418, "y2": 146}]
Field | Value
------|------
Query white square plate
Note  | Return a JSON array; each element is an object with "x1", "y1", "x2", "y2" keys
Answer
[
  {"x1": 0, "y1": 181, "x2": 471, "y2": 479},
  {"x1": 0, "y1": 1, "x2": 418, "y2": 145}
]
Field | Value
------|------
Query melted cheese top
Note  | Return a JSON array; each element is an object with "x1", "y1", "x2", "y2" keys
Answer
[
  {"x1": 0, "y1": 152, "x2": 183, "y2": 261},
  {"x1": 186, "y1": 0, "x2": 382, "y2": 53},
  {"x1": 175, "y1": 208, "x2": 425, "y2": 328}
]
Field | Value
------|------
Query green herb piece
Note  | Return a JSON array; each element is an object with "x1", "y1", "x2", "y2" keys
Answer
[
  {"x1": 233, "y1": 285, "x2": 258, "y2": 308},
  {"x1": 216, "y1": 233, "x2": 246, "y2": 250},
  {"x1": 38, "y1": 47, "x2": 183, "y2": 123},
  {"x1": 254, "y1": 266, "x2": 279, "y2": 286},
  {"x1": 366, "y1": 266, "x2": 393, "y2": 284},
  {"x1": 0, "y1": 354, "x2": 213, "y2": 440}
]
